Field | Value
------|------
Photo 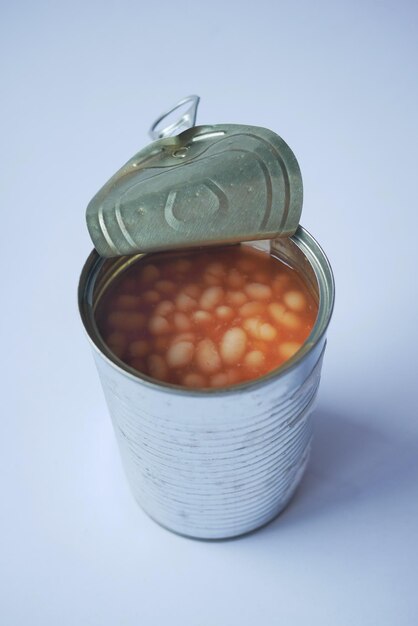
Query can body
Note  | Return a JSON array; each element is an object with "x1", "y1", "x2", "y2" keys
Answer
[{"x1": 79, "y1": 226, "x2": 334, "y2": 539}]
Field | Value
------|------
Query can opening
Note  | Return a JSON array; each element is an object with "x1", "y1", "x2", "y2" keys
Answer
[{"x1": 79, "y1": 227, "x2": 334, "y2": 394}]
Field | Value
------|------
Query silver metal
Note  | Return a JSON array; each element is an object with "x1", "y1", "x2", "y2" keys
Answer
[
  {"x1": 78, "y1": 227, "x2": 335, "y2": 539},
  {"x1": 86, "y1": 124, "x2": 303, "y2": 258},
  {"x1": 149, "y1": 95, "x2": 200, "y2": 140}
]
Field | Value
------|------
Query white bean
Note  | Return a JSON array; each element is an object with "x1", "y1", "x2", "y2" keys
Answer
[
  {"x1": 226, "y1": 268, "x2": 245, "y2": 288},
  {"x1": 226, "y1": 290, "x2": 247, "y2": 307},
  {"x1": 210, "y1": 372, "x2": 230, "y2": 388},
  {"x1": 204, "y1": 273, "x2": 223, "y2": 286},
  {"x1": 166, "y1": 341, "x2": 195, "y2": 368},
  {"x1": 148, "y1": 315, "x2": 171, "y2": 335},
  {"x1": 199, "y1": 286, "x2": 224, "y2": 311},
  {"x1": 268, "y1": 303, "x2": 286, "y2": 323},
  {"x1": 243, "y1": 318, "x2": 261, "y2": 339},
  {"x1": 243, "y1": 318, "x2": 277, "y2": 341},
  {"x1": 195, "y1": 339, "x2": 222, "y2": 374},
  {"x1": 244, "y1": 282, "x2": 272, "y2": 301},
  {"x1": 244, "y1": 350, "x2": 265, "y2": 369},
  {"x1": 174, "y1": 312, "x2": 192, "y2": 331},
  {"x1": 206, "y1": 261, "x2": 225, "y2": 277},
  {"x1": 171, "y1": 332, "x2": 196, "y2": 345},
  {"x1": 220, "y1": 328, "x2": 248, "y2": 365},
  {"x1": 147, "y1": 354, "x2": 168, "y2": 381},
  {"x1": 183, "y1": 283, "x2": 201, "y2": 298},
  {"x1": 205, "y1": 266, "x2": 224, "y2": 285},
  {"x1": 176, "y1": 292, "x2": 197, "y2": 312},
  {"x1": 272, "y1": 274, "x2": 289, "y2": 294},
  {"x1": 192, "y1": 310, "x2": 212, "y2": 325},
  {"x1": 155, "y1": 300, "x2": 175, "y2": 317},
  {"x1": 279, "y1": 341, "x2": 302, "y2": 360},
  {"x1": 281, "y1": 311, "x2": 301, "y2": 330},
  {"x1": 239, "y1": 301, "x2": 265, "y2": 317},
  {"x1": 215, "y1": 305, "x2": 234, "y2": 321},
  {"x1": 283, "y1": 290, "x2": 307, "y2": 312},
  {"x1": 259, "y1": 322, "x2": 277, "y2": 341},
  {"x1": 182, "y1": 373, "x2": 206, "y2": 388}
]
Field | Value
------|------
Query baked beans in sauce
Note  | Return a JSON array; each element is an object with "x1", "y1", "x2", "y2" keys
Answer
[{"x1": 95, "y1": 245, "x2": 318, "y2": 388}]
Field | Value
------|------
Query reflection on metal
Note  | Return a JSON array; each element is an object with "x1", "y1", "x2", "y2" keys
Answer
[
  {"x1": 149, "y1": 95, "x2": 200, "y2": 140},
  {"x1": 86, "y1": 124, "x2": 303, "y2": 258}
]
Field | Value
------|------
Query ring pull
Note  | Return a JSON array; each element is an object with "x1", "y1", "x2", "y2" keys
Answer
[{"x1": 149, "y1": 95, "x2": 200, "y2": 140}]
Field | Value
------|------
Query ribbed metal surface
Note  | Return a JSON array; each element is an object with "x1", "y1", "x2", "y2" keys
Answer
[{"x1": 93, "y1": 342, "x2": 324, "y2": 538}]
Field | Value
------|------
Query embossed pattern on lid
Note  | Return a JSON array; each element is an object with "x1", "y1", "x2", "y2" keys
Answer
[{"x1": 86, "y1": 124, "x2": 303, "y2": 258}]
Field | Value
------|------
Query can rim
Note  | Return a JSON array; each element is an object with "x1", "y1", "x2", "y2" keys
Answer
[{"x1": 78, "y1": 225, "x2": 334, "y2": 397}]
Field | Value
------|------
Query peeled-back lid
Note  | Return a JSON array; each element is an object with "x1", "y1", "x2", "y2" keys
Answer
[{"x1": 86, "y1": 108, "x2": 303, "y2": 258}]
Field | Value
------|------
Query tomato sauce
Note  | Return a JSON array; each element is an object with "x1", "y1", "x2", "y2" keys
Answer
[{"x1": 95, "y1": 245, "x2": 318, "y2": 388}]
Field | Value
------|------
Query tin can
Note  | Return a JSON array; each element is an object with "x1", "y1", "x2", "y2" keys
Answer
[{"x1": 78, "y1": 226, "x2": 334, "y2": 539}]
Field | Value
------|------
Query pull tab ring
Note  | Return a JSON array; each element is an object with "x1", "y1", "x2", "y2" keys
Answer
[{"x1": 149, "y1": 95, "x2": 200, "y2": 140}]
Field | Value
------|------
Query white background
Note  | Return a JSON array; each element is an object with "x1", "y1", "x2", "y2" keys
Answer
[{"x1": 1, "y1": 1, "x2": 418, "y2": 624}]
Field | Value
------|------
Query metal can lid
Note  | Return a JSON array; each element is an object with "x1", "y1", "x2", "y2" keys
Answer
[{"x1": 86, "y1": 102, "x2": 303, "y2": 258}]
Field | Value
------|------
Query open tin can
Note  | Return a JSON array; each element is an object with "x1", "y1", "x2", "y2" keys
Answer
[{"x1": 78, "y1": 97, "x2": 334, "y2": 539}]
